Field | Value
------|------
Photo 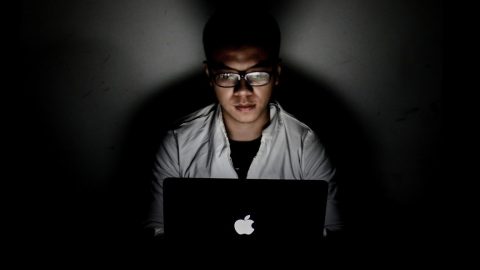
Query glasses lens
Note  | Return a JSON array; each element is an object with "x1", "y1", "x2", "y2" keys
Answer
[
  {"x1": 245, "y1": 72, "x2": 270, "y2": 86},
  {"x1": 215, "y1": 73, "x2": 239, "y2": 87}
]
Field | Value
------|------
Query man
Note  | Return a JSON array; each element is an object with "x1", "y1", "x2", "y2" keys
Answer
[{"x1": 146, "y1": 9, "x2": 343, "y2": 239}]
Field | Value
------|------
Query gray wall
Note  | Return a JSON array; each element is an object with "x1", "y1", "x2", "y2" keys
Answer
[{"x1": 21, "y1": 0, "x2": 442, "y2": 251}]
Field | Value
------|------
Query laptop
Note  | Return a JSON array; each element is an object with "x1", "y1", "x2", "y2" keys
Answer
[{"x1": 163, "y1": 178, "x2": 328, "y2": 242}]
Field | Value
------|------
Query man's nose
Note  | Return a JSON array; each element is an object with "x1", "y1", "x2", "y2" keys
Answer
[{"x1": 233, "y1": 78, "x2": 253, "y2": 94}]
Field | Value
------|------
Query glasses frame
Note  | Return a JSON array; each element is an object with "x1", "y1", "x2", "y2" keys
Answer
[{"x1": 209, "y1": 70, "x2": 273, "y2": 88}]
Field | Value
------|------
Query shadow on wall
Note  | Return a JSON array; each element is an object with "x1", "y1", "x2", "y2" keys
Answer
[
  {"x1": 20, "y1": 37, "x2": 135, "y2": 250},
  {"x1": 111, "y1": 62, "x2": 383, "y2": 247}
]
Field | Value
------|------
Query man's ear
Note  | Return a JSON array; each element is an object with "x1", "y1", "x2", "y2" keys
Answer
[
  {"x1": 203, "y1": 61, "x2": 213, "y2": 87},
  {"x1": 275, "y1": 61, "x2": 282, "y2": 86}
]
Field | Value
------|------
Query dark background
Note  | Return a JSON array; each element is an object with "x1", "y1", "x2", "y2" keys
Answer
[{"x1": 19, "y1": 0, "x2": 442, "y2": 257}]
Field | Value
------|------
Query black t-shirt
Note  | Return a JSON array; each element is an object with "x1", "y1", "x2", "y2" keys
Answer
[{"x1": 229, "y1": 136, "x2": 262, "y2": 179}]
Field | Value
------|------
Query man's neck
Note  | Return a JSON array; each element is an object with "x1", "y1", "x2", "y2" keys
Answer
[{"x1": 223, "y1": 112, "x2": 269, "y2": 141}]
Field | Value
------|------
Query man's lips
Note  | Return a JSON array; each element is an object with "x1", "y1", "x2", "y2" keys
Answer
[{"x1": 234, "y1": 104, "x2": 256, "y2": 112}]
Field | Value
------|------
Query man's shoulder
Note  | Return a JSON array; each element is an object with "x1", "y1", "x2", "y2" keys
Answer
[
  {"x1": 276, "y1": 104, "x2": 315, "y2": 136},
  {"x1": 171, "y1": 103, "x2": 218, "y2": 133}
]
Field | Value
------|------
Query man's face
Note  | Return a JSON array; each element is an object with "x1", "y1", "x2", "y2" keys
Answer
[{"x1": 206, "y1": 46, "x2": 280, "y2": 126}]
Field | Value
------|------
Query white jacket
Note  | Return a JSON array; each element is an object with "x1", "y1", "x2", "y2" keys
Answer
[{"x1": 147, "y1": 102, "x2": 343, "y2": 234}]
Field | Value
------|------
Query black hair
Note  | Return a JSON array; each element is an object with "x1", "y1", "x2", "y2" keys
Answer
[{"x1": 202, "y1": 8, "x2": 281, "y2": 61}]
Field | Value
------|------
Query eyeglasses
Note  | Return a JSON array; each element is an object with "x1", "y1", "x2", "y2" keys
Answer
[{"x1": 211, "y1": 71, "x2": 272, "y2": 88}]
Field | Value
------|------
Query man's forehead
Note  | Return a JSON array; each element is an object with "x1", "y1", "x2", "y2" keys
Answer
[
  {"x1": 212, "y1": 45, "x2": 269, "y2": 57},
  {"x1": 209, "y1": 46, "x2": 277, "y2": 70},
  {"x1": 208, "y1": 59, "x2": 275, "y2": 70}
]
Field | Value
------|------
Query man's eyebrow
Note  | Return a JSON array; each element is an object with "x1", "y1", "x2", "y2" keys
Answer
[
  {"x1": 209, "y1": 60, "x2": 275, "y2": 71},
  {"x1": 208, "y1": 62, "x2": 232, "y2": 70},
  {"x1": 250, "y1": 60, "x2": 276, "y2": 68}
]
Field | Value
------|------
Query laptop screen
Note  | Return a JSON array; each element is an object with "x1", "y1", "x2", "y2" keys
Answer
[{"x1": 163, "y1": 178, "x2": 328, "y2": 242}]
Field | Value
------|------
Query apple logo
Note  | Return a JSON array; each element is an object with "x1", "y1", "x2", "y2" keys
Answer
[{"x1": 234, "y1": 215, "x2": 255, "y2": 235}]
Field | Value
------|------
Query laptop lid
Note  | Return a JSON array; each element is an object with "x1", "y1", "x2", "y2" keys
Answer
[{"x1": 163, "y1": 178, "x2": 328, "y2": 242}]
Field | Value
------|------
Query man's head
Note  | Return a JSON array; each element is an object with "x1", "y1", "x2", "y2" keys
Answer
[
  {"x1": 203, "y1": 9, "x2": 281, "y2": 63},
  {"x1": 203, "y1": 9, "x2": 282, "y2": 128}
]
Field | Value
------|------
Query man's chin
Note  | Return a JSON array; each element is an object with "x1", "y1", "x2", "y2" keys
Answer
[
  {"x1": 229, "y1": 110, "x2": 260, "y2": 123},
  {"x1": 222, "y1": 105, "x2": 264, "y2": 124}
]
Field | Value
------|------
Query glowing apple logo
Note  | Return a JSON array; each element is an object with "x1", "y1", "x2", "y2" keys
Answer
[{"x1": 234, "y1": 215, "x2": 255, "y2": 235}]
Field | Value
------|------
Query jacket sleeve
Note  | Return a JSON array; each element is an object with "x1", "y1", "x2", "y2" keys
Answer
[
  {"x1": 301, "y1": 130, "x2": 344, "y2": 234},
  {"x1": 145, "y1": 130, "x2": 180, "y2": 235}
]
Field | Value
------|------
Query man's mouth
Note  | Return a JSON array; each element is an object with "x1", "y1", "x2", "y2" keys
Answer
[{"x1": 234, "y1": 104, "x2": 256, "y2": 112}]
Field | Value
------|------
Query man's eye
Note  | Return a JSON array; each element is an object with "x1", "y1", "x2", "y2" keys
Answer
[
  {"x1": 218, "y1": 74, "x2": 237, "y2": 80},
  {"x1": 248, "y1": 73, "x2": 268, "y2": 80}
]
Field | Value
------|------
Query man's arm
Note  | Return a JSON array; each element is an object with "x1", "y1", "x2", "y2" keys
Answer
[
  {"x1": 145, "y1": 130, "x2": 180, "y2": 237},
  {"x1": 301, "y1": 130, "x2": 344, "y2": 235}
]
